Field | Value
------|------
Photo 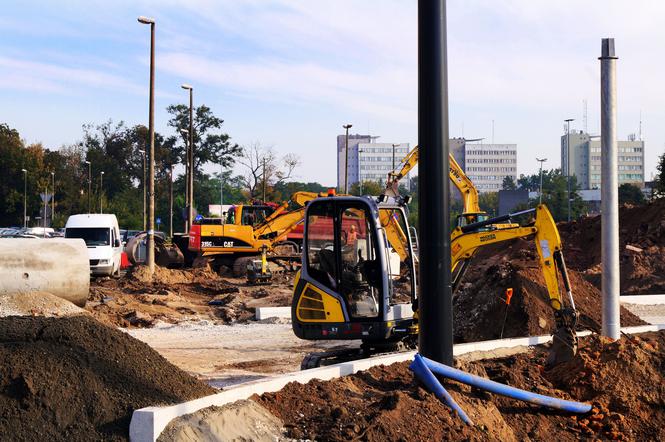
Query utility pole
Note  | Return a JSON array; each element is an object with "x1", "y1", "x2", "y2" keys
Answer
[
  {"x1": 21, "y1": 169, "x2": 27, "y2": 228},
  {"x1": 565, "y1": 118, "x2": 574, "y2": 222},
  {"x1": 181, "y1": 84, "x2": 194, "y2": 231},
  {"x1": 99, "y1": 171, "x2": 104, "y2": 213},
  {"x1": 169, "y1": 164, "x2": 174, "y2": 238},
  {"x1": 219, "y1": 164, "x2": 224, "y2": 219},
  {"x1": 358, "y1": 149, "x2": 364, "y2": 195},
  {"x1": 139, "y1": 149, "x2": 146, "y2": 230},
  {"x1": 180, "y1": 128, "x2": 189, "y2": 231},
  {"x1": 343, "y1": 124, "x2": 352, "y2": 193},
  {"x1": 262, "y1": 158, "x2": 267, "y2": 202},
  {"x1": 84, "y1": 160, "x2": 91, "y2": 213},
  {"x1": 600, "y1": 38, "x2": 620, "y2": 340},
  {"x1": 392, "y1": 143, "x2": 399, "y2": 171},
  {"x1": 138, "y1": 15, "x2": 156, "y2": 274},
  {"x1": 536, "y1": 158, "x2": 547, "y2": 204},
  {"x1": 418, "y1": 0, "x2": 453, "y2": 364},
  {"x1": 51, "y1": 172, "x2": 55, "y2": 222}
]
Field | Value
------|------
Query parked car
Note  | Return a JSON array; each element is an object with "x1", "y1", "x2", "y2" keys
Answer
[{"x1": 65, "y1": 214, "x2": 122, "y2": 277}]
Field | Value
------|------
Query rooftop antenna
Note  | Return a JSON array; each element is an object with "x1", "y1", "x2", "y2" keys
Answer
[
  {"x1": 491, "y1": 119, "x2": 495, "y2": 144},
  {"x1": 583, "y1": 99, "x2": 588, "y2": 133},
  {"x1": 639, "y1": 110, "x2": 642, "y2": 141}
]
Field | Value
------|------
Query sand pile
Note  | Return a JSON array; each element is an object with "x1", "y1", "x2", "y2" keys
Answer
[
  {"x1": 0, "y1": 292, "x2": 85, "y2": 318},
  {"x1": 257, "y1": 331, "x2": 665, "y2": 441},
  {"x1": 0, "y1": 315, "x2": 215, "y2": 441},
  {"x1": 453, "y1": 238, "x2": 645, "y2": 343}
]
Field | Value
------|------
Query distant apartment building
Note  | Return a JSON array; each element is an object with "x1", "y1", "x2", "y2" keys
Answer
[
  {"x1": 463, "y1": 143, "x2": 518, "y2": 192},
  {"x1": 561, "y1": 130, "x2": 645, "y2": 190},
  {"x1": 336, "y1": 134, "x2": 410, "y2": 189}
]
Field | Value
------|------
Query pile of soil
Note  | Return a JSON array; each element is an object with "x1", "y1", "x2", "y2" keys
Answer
[
  {"x1": 453, "y1": 238, "x2": 645, "y2": 343},
  {"x1": 257, "y1": 331, "x2": 665, "y2": 441},
  {"x1": 86, "y1": 266, "x2": 294, "y2": 328},
  {"x1": 0, "y1": 315, "x2": 215, "y2": 441},
  {"x1": 0, "y1": 292, "x2": 85, "y2": 318},
  {"x1": 559, "y1": 199, "x2": 665, "y2": 295}
]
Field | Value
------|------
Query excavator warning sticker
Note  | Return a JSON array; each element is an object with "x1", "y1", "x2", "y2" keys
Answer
[{"x1": 540, "y1": 240, "x2": 551, "y2": 259}]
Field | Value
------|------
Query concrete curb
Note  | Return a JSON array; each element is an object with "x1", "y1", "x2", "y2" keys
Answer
[
  {"x1": 620, "y1": 295, "x2": 665, "y2": 305},
  {"x1": 255, "y1": 306, "x2": 291, "y2": 320},
  {"x1": 129, "y1": 323, "x2": 665, "y2": 442}
]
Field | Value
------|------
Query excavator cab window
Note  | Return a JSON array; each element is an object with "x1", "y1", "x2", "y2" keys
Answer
[{"x1": 304, "y1": 200, "x2": 380, "y2": 319}]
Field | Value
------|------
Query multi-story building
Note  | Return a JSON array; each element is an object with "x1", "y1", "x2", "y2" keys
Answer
[
  {"x1": 336, "y1": 134, "x2": 410, "y2": 190},
  {"x1": 561, "y1": 130, "x2": 645, "y2": 189},
  {"x1": 463, "y1": 143, "x2": 518, "y2": 192}
]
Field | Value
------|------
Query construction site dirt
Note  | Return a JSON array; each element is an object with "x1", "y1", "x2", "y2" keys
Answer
[
  {"x1": 86, "y1": 264, "x2": 294, "y2": 328},
  {"x1": 257, "y1": 330, "x2": 665, "y2": 441},
  {"x1": 0, "y1": 315, "x2": 215, "y2": 441}
]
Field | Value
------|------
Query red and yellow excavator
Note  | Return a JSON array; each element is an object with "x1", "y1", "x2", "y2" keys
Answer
[
  {"x1": 291, "y1": 147, "x2": 578, "y2": 368},
  {"x1": 189, "y1": 191, "x2": 330, "y2": 276}
]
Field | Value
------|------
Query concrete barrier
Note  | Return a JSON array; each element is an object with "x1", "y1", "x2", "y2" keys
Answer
[
  {"x1": 620, "y1": 295, "x2": 665, "y2": 305},
  {"x1": 129, "y1": 323, "x2": 665, "y2": 442},
  {"x1": 0, "y1": 238, "x2": 89, "y2": 307},
  {"x1": 255, "y1": 306, "x2": 291, "y2": 320}
]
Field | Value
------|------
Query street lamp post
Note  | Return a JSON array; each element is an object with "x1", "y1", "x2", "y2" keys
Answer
[
  {"x1": 169, "y1": 164, "x2": 174, "y2": 238},
  {"x1": 565, "y1": 118, "x2": 575, "y2": 222},
  {"x1": 138, "y1": 15, "x2": 156, "y2": 274},
  {"x1": 392, "y1": 143, "x2": 400, "y2": 171},
  {"x1": 51, "y1": 172, "x2": 55, "y2": 222},
  {"x1": 84, "y1": 160, "x2": 91, "y2": 213},
  {"x1": 22, "y1": 169, "x2": 27, "y2": 228},
  {"x1": 99, "y1": 171, "x2": 105, "y2": 213},
  {"x1": 536, "y1": 158, "x2": 547, "y2": 204},
  {"x1": 358, "y1": 149, "x2": 364, "y2": 195},
  {"x1": 219, "y1": 164, "x2": 224, "y2": 219},
  {"x1": 139, "y1": 149, "x2": 146, "y2": 230},
  {"x1": 181, "y1": 84, "x2": 194, "y2": 231},
  {"x1": 343, "y1": 124, "x2": 352, "y2": 193},
  {"x1": 180, "y1": 128, "x2": 189, "y2": 232}
]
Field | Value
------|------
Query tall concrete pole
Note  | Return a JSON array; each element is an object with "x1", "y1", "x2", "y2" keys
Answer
[
  {"x1": 51, "y1": 172, "x2": 55, "y2": 222},
  {"x1": 138, "y1": 15, "x2": 156, "y2": 274},
  {"x1": 188, "y1": 88, "x2": 194, "y2": 229},
  {"x1": 418, "y1": 0, "x2": 453, "y2": 365},
  {"x1": 169, "y1": 164, "x2": 174, "y2": 238},
  {"x1": 22, "y1": 169, "x2": 27, "y2": 228},
  {"x1": 600, "y1": 38, "x2": 620, "y2": 340}
]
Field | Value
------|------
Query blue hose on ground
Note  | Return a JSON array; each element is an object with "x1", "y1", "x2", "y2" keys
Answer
[
  {"x1": 409, "y1": 354, "x2": 474, "y2": 425},
  {"x1": 421, "y1": 355, "x2": 592, "y2": 414}
]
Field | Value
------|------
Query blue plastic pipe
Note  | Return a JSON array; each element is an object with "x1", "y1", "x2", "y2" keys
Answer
[
  {"x1": 409, "y1": 354, "x2": 474, "y2": 425},
  {"x1": 421, "y1": 355, "x2": 592, "y2": 414}
]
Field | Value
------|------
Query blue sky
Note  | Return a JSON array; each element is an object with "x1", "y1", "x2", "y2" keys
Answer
[{"x1": 2, "y1": 0, "x2": 664, "y2": 185}]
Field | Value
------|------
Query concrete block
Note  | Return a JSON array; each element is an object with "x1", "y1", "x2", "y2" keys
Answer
[
  {"x1": 255, "y1": 306, "x2": 291, "y2": 320},
  {"x1": 620, "y1": 295, "x2": 665, "y2": 305}
]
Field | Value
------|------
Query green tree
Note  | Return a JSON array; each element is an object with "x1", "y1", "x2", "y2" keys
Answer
[
  {"x1": 655, "y1": 150, "x2": 665, "y2": 199},
  {"x1": 166, "y1": 104, "x2": 241, "y2": 174},
  {"x1": 349, "y1": 180, "x2": 383, "y2": 196},
  {"x1": 502, "y1": 176, "x2": 517, "y2": 190},
  {"x1": 618, "y1": 183, "x2": 645, "y2": 205},
  {"x1": 517, "y1": 169, "x2": 586, "y2": 221}
]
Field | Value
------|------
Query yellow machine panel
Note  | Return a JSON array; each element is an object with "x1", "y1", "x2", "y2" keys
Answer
[{"x1": 295, "y1": 283, "x2": 345, "y2": 323}]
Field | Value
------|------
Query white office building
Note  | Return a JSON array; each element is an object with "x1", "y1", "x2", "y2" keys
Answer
[
  {"x1": 337, "y1": 134, "x2": 410, "y2": 190},
  {"x1": 464, "y1": 143, "x2": 518, "y2": 192}
]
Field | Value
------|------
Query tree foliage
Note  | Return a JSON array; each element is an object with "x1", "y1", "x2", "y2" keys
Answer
[
  {"x1": 618, "y1": 183, "x2": 645, "y2": 205},
  {"x1": 501, "y1": 175, "x2": 517, "y2": 190},
  {"x1": 655, "y1": 150, "x2": 665, "y2": 199},
  {"x1": 237, "y1": 142, "x2": 300, "y2": 200},
  {"x1": 517, "y1": 168, "x2": 586, "y2": 221}
]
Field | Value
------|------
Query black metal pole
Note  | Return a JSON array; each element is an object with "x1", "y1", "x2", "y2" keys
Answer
[
  {"x1": 188, "y1": 88, "x2": 194, "y2": 229},
  {"x1": 418, "y1": 0, "x2": 453, "y2": 365}
]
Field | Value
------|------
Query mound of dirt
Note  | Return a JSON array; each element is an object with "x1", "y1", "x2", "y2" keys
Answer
[
  {"x1": 87, "y1": 266, "x2": 294, "y2": 328},
  {"x1": 0, "y1": 292, "x2": 85, "y2": 318},
  {"x1": 257, "y1": 331, "x2": 665, "y2": 441},
  {"x1": 559, "y1": 199, "x2": 665, "y2": 295},
  {"x1": 453, "y1": 238, "x2": 645, "y2": 343},
  {"x1": 0, "y1": 315, "x2": 215, "y2": 441}
]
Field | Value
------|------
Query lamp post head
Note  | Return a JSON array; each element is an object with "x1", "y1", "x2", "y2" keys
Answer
[
  {"x1": 50, "y1": 171, "x2": 54, "y2": 176},
  {"x1": 181, "y1": 84, "x2": 193, "y2": 90},
  {"x1": 84, "y1": 160, "x2": 90, "y2": 165},
  {"x1": 137, "y1": 16, "x2": 155, "y2": 25},
  {"x1": 21, "y1": 168, "x2": 27, "y2": 173},
  {"x1": 343, "y1": 124, "x2": 353, "y2": 130},
  {"x1": 564, "y1": 118, "x2": 575, "y2": 123},
  {"x1": 180, "y1": 129, "x2": 189, "y2": 135},
  {"x1": 100, "y1": 171, "x2": 105, "y2": 175},
  {"x1": 138, "y1": 149, "x2": 145, "y2": 155}
]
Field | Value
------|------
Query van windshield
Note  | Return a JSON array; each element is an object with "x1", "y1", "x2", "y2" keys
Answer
[{"x1": 66, "y1": 227, "x2": 110, "y2": 246}]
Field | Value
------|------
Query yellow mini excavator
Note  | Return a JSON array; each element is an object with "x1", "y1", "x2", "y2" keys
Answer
[{"x1": 292, "y1": 163, "x2": 578, "y2": 368}]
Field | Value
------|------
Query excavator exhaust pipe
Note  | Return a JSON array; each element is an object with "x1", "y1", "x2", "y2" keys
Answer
[{"x1": 0, "y1": 238, "x2": 90, "y2": 307}]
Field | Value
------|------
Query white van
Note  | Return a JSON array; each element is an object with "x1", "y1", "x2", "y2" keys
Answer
[{"x1": 65, "y1": 214, "x2": 122, "y2": 276}]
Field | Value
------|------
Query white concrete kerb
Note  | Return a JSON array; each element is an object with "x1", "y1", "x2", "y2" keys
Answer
[
  {"x1": 129, "y1": 323, "x2": 665, "y2": 442},
  {"x1": 620, "y1": 295, "x2": 665, "y2": 305},
  {"x1": 255, "y1": 306, "x2": 291, "y2": 320}
]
